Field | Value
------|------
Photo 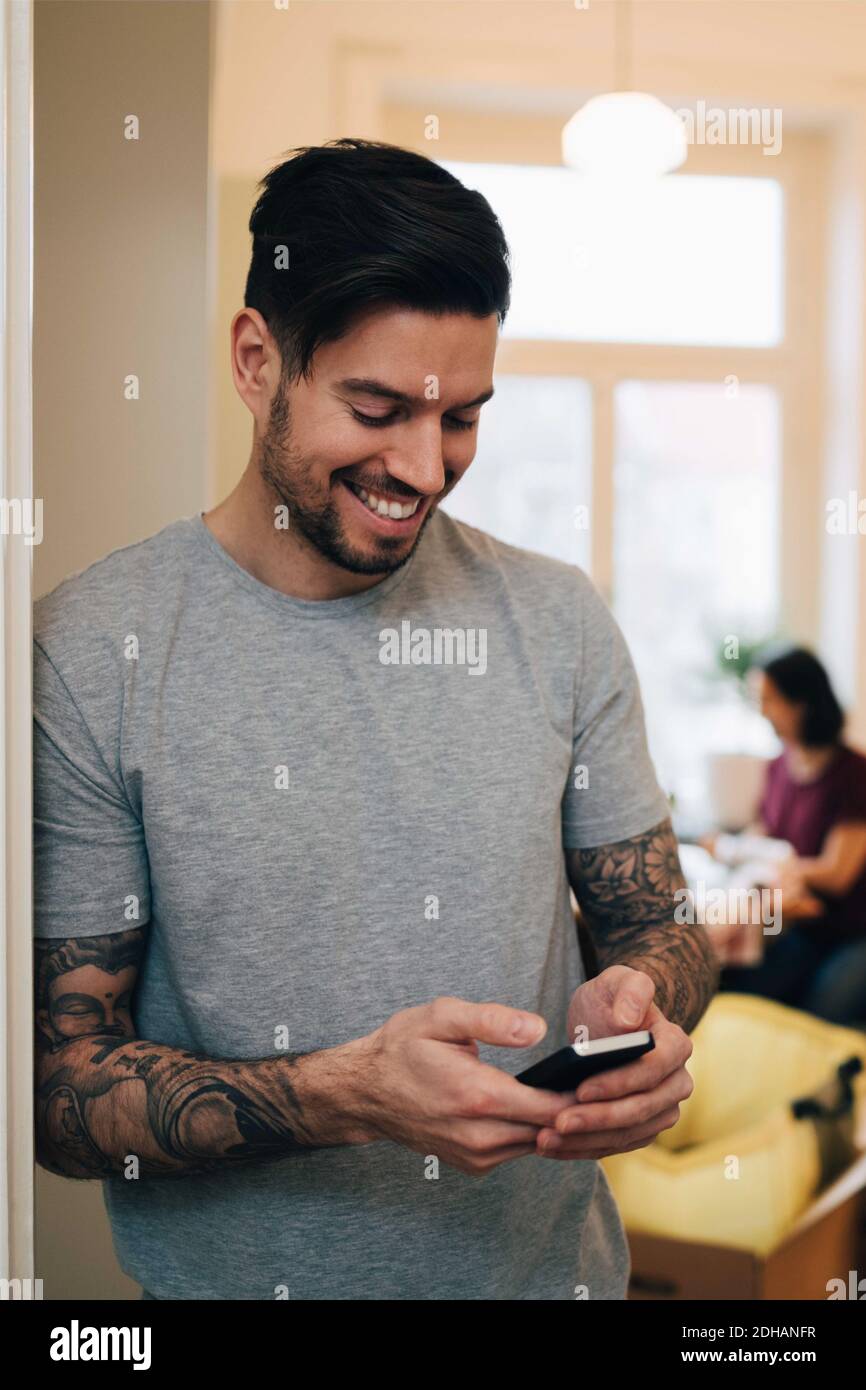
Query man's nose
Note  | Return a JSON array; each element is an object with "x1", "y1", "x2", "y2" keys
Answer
[{"x1": 386, "y1": 421, "x2": 447, "y2": 496}]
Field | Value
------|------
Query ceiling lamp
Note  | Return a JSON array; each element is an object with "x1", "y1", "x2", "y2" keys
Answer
[{"x1": 561, "y1": 2, "x2": 687, "y2": 179}]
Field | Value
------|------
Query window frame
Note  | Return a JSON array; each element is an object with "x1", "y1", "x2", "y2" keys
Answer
[{"x1": 426, "y1": 134, "x2": 827, "y2": 648}]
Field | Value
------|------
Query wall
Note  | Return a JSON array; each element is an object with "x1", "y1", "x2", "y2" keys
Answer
[
  {"x1": 34, "y1": 0, "x2": 213, "y2": 599},
  {"x1": 211, "y1": 0, "x2": 866, "y2": 743},
  {"x1": 33, "y1": 0, "x2": 213, "y2": 1299}
]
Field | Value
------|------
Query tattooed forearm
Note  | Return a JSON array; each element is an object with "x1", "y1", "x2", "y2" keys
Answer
[
  {"x1": 34, "y1": 929, "x2": 362, "y2": 1179},
  {"x1": 566, "y1": 817, "x2": 718, "y2": 1033}
]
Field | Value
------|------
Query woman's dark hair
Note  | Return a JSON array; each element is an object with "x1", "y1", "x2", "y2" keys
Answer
[
  {"x1": 244, "y1": 137, "x2": 512, "y2": 383},
  {"x1": 751, "y1": 644, "x2": 845, "y2": 746}
]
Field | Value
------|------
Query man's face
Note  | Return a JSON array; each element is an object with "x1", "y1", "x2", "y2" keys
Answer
[{"x1": 258, "y1": 306, "x2": 498, "y2": 576}]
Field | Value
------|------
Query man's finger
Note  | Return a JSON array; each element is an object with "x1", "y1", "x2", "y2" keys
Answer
[
  {"x1": 573, "y1": 1011, "x2": 691, "y2": 1103},
  {"x1": 468, "y1": 1063, "x2": 576, "y2": 1127},
  {"x1": 452, "y1": 1117, "x2": 548, "y2": 1149},
  {"x1": 555, "y1": 1069, "x2": 692, "y2": 1135},
  {"x1": 574, "y1": 1038, "x2": 669, "y2": 1102},
  {"x1": 539, "y1": 1105, "x2": 682, "y2": 1156},
  {"x1": 423, "y1": 996, "x2": 548, "y2": 1049}
]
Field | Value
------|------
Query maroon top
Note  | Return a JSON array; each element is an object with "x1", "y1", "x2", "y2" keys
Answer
[{"x1": 759, "y1": 743, "x2": 866, "y2": 946}]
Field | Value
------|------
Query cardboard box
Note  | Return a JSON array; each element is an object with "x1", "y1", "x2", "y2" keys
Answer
[{"x1": 626, "y1": 1151, "x2": 866, "y2": 1300}]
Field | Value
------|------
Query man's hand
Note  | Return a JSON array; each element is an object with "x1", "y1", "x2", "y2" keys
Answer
[
  {"x1": 349, "y1": 996, "x2": 574, "y2": 1177},
  {"x1": 534, "y1": 965, "x2": 693, "y2": 1160}
]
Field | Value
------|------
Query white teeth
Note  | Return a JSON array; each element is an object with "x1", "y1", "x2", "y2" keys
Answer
[{"x1": 348, "y1": 481, "x2": 419, "y2": 520}]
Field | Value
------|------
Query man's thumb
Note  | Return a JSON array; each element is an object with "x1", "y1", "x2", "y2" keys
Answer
[
  {"x1": 426, "y1": 998, "x2": 548, "y2": 1048},
  {"x1": 611, "y1": 971, "x2": 655, "y2": 1028}
]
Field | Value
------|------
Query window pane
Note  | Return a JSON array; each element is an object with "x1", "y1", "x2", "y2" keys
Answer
[
  {"x1": 440, "y1": 161, "x2": 784, "y2": 347},
  {"x1": 612, "y1": 381, "x2": 781, "y2": 812},
  {"x1": 442, "y1": 375, "x2": 592, "y2": 568}
]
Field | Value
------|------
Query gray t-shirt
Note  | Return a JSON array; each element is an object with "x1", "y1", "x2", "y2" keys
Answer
[{"x1": 33, "y1": 508, "x2": 670, "y2": 1301}]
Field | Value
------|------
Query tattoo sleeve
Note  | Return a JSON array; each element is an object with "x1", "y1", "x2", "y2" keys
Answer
[
  {"x1": 566, "y1": 816, "x2": 719, "y2": 1033},
  {"x1": 34, "y1": 928, "x2": 360, "y2": 1180}
]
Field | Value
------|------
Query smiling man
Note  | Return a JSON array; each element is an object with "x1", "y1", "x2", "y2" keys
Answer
[{"x1": 33, "y1": 138, "x2": 717, "y2": 1301}]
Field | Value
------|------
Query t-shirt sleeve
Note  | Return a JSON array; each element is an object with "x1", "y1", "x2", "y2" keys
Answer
[
  {"x1": 756, "y1": 759, "x2": 776, "y2": 831},
  {"x1": 562, "y1": 575, "x2": 671, "y2": 849},
  {"x1": 34, "y1": 637, "x2": 151, "y2": 939},
  {"x1": 833, "y1": 755, "x2": 866, "y2": 825}
]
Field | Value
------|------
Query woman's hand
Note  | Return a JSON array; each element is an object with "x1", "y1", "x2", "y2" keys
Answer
[{"x1": 776, "y1": 856, "x2": 825, "y2": 918}]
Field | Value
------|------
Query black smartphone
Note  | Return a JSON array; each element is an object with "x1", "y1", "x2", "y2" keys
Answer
[{"x1": 515, "y1": 1030, "x2": 655, "y2": 1091}]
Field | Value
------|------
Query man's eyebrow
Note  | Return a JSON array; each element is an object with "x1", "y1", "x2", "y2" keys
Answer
[{"x1": 335, "y1": 377, "x2": 495, "y2": 410}]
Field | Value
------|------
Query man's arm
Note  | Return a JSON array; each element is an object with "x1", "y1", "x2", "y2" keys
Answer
[
  {"x1": 35, "y1": 928, "x2": 583, "y2": 1181},
  {"x1": 34, "y1": 927, "x2": 371, "y2": 1180},
  {"x1": 566, "y1": 816, "x2": 718, "y2": 1034}
]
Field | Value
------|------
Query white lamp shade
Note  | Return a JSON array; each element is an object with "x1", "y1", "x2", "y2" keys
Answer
[{"x1": 562, "y1": 92, "x2": 688, "y2": 179}]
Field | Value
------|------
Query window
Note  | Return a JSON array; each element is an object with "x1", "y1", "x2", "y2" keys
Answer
[
  {"x1": 434, "y1": 144, "x2": 819, "y2": 825},
  {"x1": 442, "y1": 375, "x2": 592, "y2": 568},
  {"x1": 442, "y1": 161, "x2": 784, "y2": 346},
  {"x1": 613, "y1": 380, "x2": 781, "y2": 805}
]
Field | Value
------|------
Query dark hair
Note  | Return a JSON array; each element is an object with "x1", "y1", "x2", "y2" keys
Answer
[
  {"x1": 244, "y1": 138, "x2": 511, "y2": 383},
  {"x1": 751, "y1": 644, "x2": 845, "y2": 746}
]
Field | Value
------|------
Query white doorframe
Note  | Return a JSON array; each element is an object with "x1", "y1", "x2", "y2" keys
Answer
[{"x1": 0, "y1": 0, "x2": 34, "y2": 1285}]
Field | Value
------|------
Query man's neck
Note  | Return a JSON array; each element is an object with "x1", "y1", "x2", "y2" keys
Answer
[{"x1": 201, "y1": 464, "x2": 387, "y2": 601}]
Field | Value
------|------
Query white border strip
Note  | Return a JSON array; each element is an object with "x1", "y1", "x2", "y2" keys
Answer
[{"x1": 0, "y1": 0, "x2": 34, "y2": 1283}]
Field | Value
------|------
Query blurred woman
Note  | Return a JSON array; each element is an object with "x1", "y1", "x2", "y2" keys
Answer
[{"x1": 711, "y1": 645, "x2": 866, "y2": 1024}]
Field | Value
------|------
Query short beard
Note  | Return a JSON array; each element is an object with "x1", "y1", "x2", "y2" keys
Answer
[{"x1": 258, "y1": 378, "x2": 434, "y2": 577}]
